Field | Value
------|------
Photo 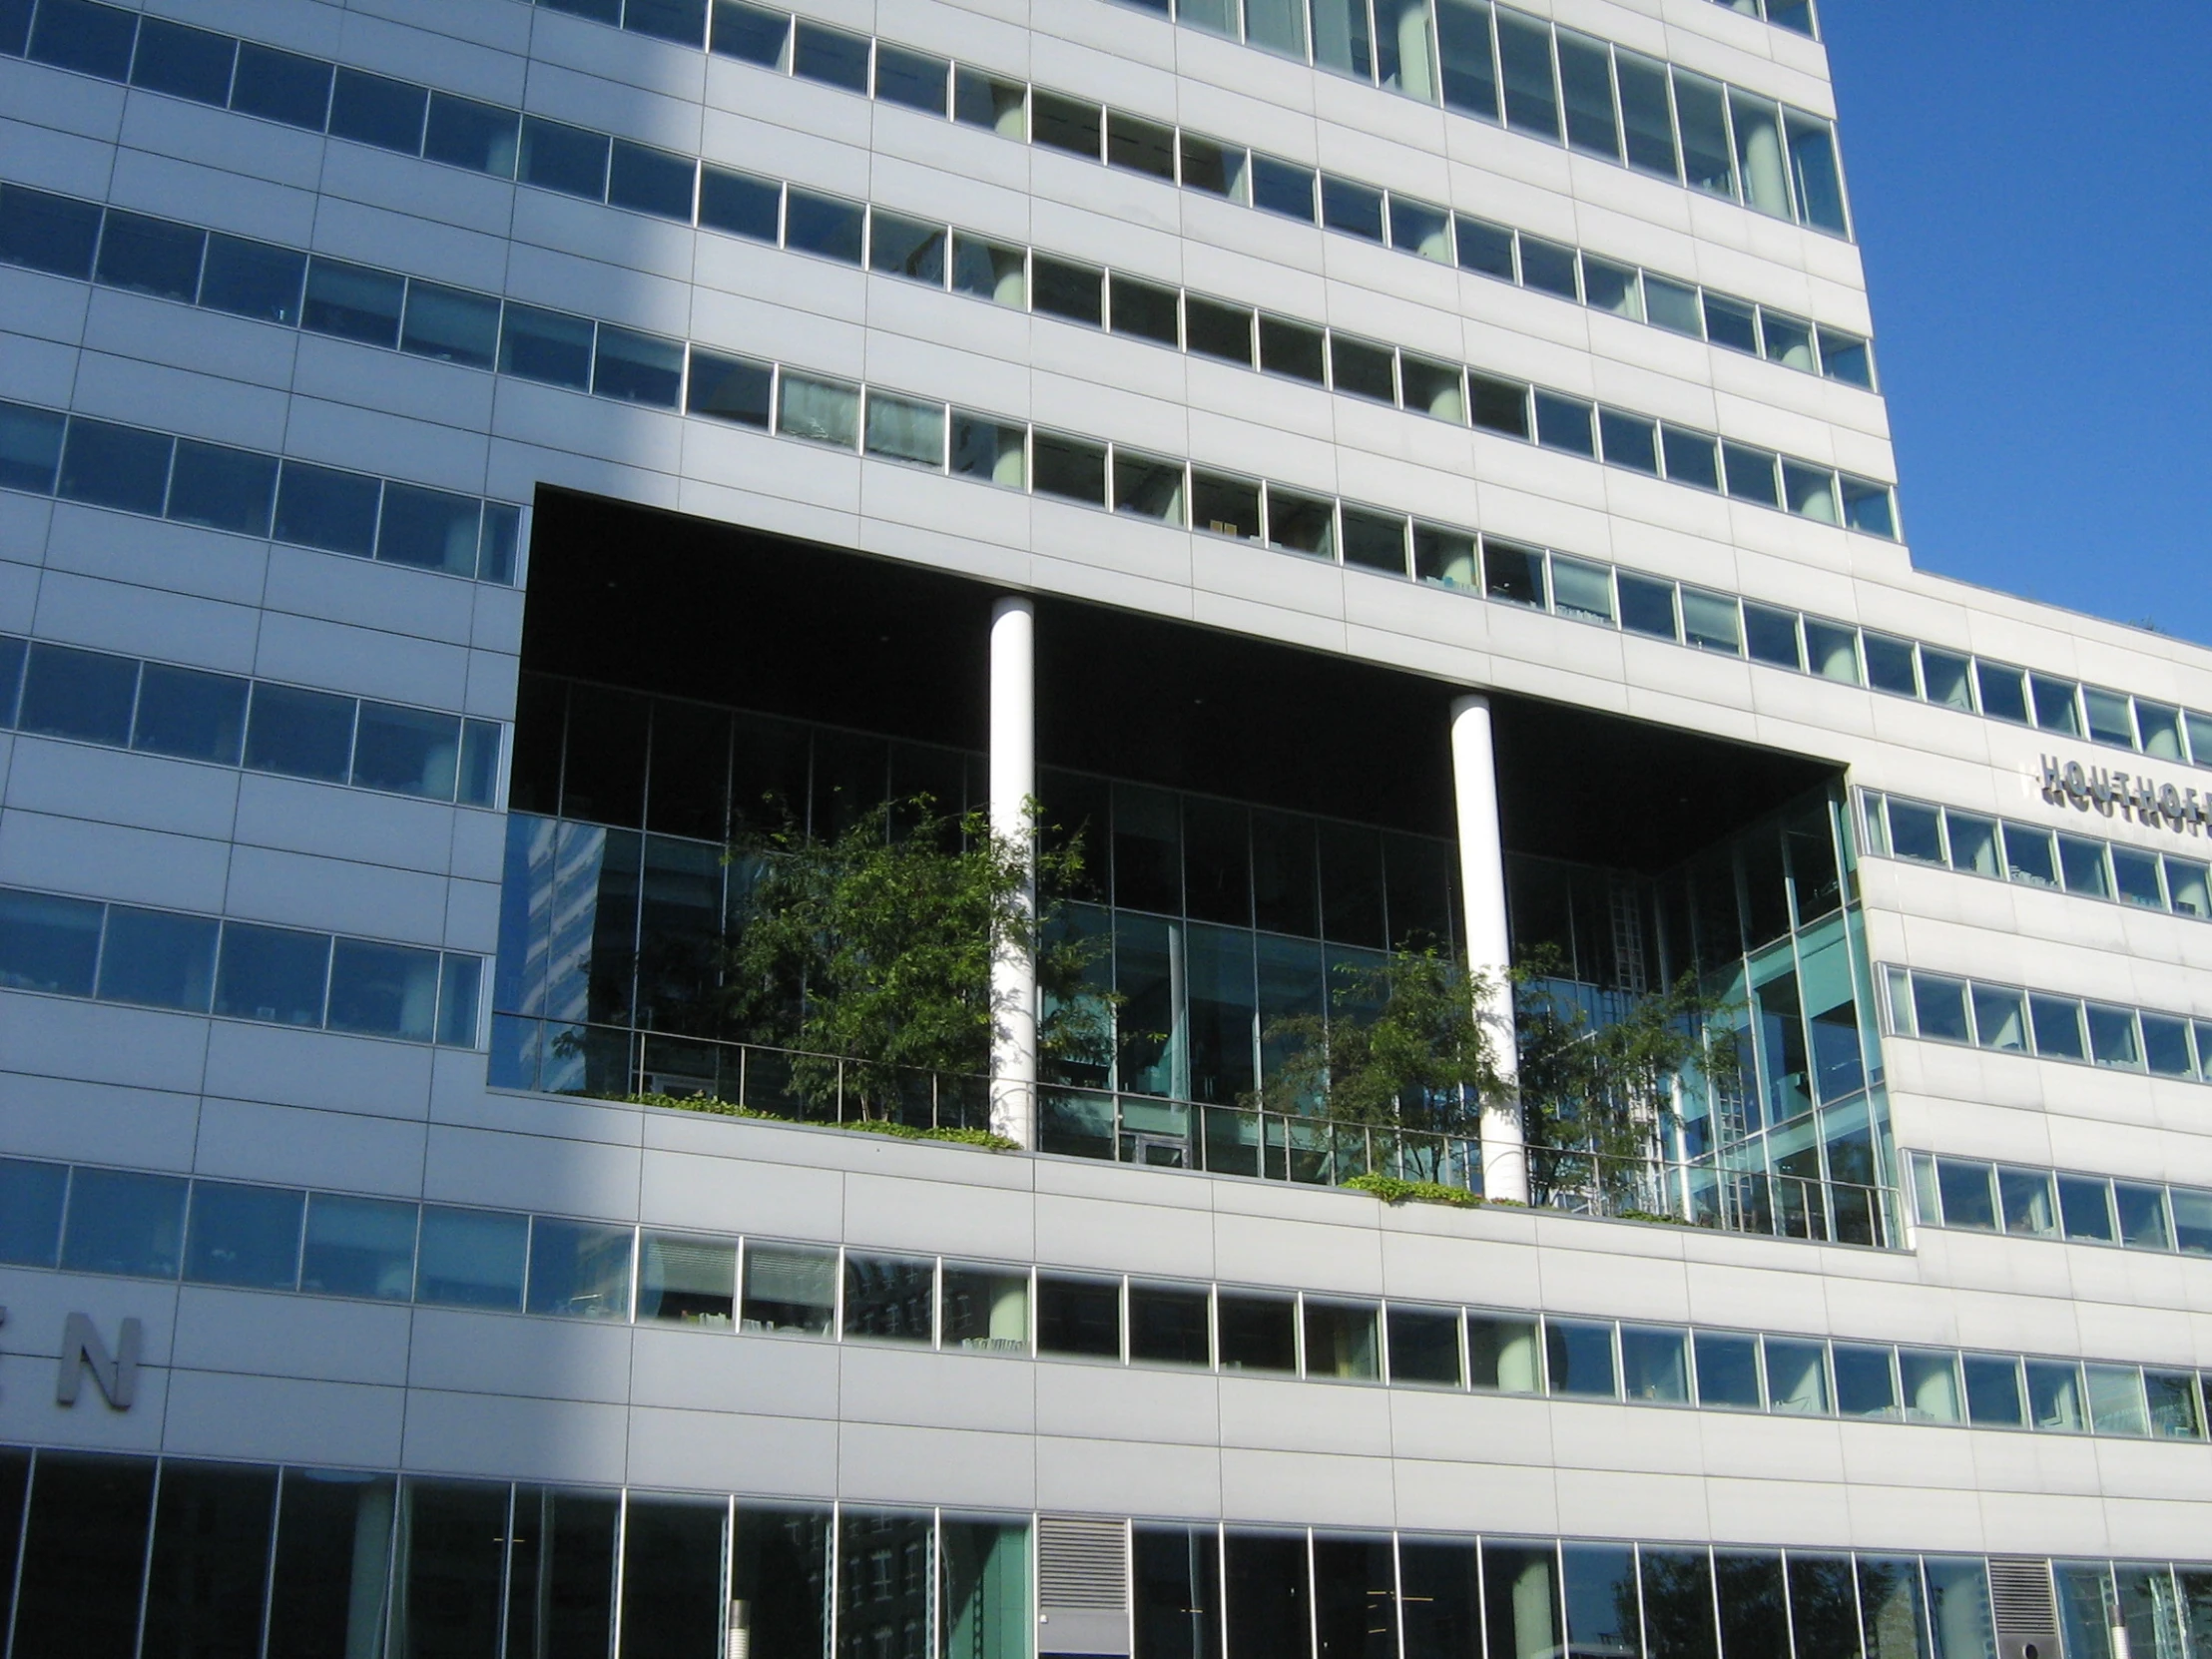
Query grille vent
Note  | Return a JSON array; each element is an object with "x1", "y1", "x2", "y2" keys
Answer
[
  {"x1": 1988, "y1": 1558, "x2": 2060, "y2": 1659},
  {"x1": 1039, "y1": 1517, "x2": 1128, "y2": 1611}
]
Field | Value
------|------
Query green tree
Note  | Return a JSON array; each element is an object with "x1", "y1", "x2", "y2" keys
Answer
[
  {"x1": 1246, "y1": 944, "x2": 1506, "y2": 1132},
  {"x1": 720, "y1": 795, "x2": 1111, "y2": 1118},
  {"x1": 1510, "y1": 946, "x2": 1722, "y2": 1208}
]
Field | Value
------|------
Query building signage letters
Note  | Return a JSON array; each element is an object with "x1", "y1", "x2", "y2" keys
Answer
[
  {"x1": 56, "y1": 1312, "x2": 141, "y2": 1410},
  {"x1": 2040, "y1": 755, "x2": 2209, "y2": 831}
]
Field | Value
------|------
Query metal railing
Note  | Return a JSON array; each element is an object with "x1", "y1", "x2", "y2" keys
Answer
[{"x1": 492, "y1": 1016, "x2": 1896, "y2": 1246}]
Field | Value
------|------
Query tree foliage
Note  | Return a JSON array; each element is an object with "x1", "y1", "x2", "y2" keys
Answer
[
  {"x1": 719, "y1": 795, "x2": 1110, "y2": 1117},
  {"x1": 1245, "y1": 945, "x2": 1505, "y2": 1131},
  {"x1": 1510, "y1": 945, "x2": 1723, "y2": 1203},
  {"x1": 1246, "y1": 941, "x2": 1722, "y2": 1205}
]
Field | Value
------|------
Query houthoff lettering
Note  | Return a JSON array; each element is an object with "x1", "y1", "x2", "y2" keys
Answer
[{"x1": 2040, "y1": 755, "x2": 2208, "y2": 831}]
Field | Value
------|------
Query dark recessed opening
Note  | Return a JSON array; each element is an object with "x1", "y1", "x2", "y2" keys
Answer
[{"x1": 519, "y1": 488, "x2": 1837, "y2": 862}]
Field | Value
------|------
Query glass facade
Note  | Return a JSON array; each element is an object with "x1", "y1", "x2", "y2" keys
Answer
[{"x1": 2, "y1": 1442, "x2": 2207, "y2": 1659}]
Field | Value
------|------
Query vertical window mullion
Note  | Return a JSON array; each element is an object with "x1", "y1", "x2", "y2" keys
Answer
[{"x1": 132, "y1": 1458, "x2": 164, "y2": 1659}]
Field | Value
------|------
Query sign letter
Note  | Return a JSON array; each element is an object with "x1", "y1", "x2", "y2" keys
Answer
[{"x1": 57, "y1": 1313, "x2": 140, "y2": 1410}]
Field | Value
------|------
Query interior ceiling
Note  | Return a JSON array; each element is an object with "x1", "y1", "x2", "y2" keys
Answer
[{"x1": 523, "y1": 489, "x2": 1837, "y2": 867}]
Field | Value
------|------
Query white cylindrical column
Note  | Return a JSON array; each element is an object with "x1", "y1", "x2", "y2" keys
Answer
[
  {"x1": 1449, "y1": 694, "x2": 1526, "y2": 1204},
  {"x1": 988, "y1": 597, "x2": 1038, "y2": 1148}
]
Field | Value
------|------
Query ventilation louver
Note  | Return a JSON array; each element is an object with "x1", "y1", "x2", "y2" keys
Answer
[
  {"x1": 1988, "y1": 1557, "x2": 2062, "y2": 1659},
  {"x1": 1037, "y1": 1516, "x2": 1130, "y2": 1657}
]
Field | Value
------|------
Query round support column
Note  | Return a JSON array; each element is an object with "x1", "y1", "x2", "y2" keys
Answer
[
  {"x1": 988, "y1": 597, "x2": 1038, "y2": 1149},
  {"x1": 1449, "y1": 694, "x2": 1527, "y2": 1204}
]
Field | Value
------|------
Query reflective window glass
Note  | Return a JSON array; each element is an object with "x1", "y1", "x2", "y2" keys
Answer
[
  {"x1": 214, "y1": 921, "x2": 331, "y2": 1026},
  {"x1": 0, "y1": 185, "x2": 101, "y2": 278},
  {"x1": 1038, "y1": 1274, "x2": 1122, "y2": 1358},
  {"x1": 2029, "y1": 995, "x2": 2086, "y2": 1061},
  {"x1": 57, "y1": 417, "x2": 172, "y2": 515},
  {"x1": 416, "y1": 1205, "x2": 528, "y2": 1309},
  {"x1": 1962, "y1": 1355, "x2": 2025, "y2": 1427},
  {"x1": 19, "y1": 642, "x2": 137, "y2": 745},
  {"x1": 62, "y1": 1166, "x2": 187, "y2": 1278},
  {"x1": 95, "y1": 905, "x2": 218, "y2": 1012},
  {"x1": 94, "y1": 210, "x2": 204, "y2": 302},
  {"x1": 424, "y1": 93, "x2": 520, "y2": 177},
  {"x1": 519, "y1": 117, "x2": 610, "y2": 198},
  {"x1": 0, "y1": 1158, "x2": 67, "y2": 1267},
  {"x1": 1544, "y1": 1318, "x2": 1617, "y2": 1398},
  {"x1": 1467, "y1": 1314, "x2": 1542, "y2": 1393},
  {"x1": 1218, "y1": 1291, "x2": 1297, "y2": 1374},
  {"x1": 130, "y1": 17, "x2": 236, "y2": 103},
  {"x1": 328, "y1": 68, "x2": 427, "y2": 153},
  {"x1": 245, "y1": 682, "x2": 354, "y2": 782},
  {"x1": 299, "y1": 1192, "x2": 417, "y2": 1300},
  {"x1": 399, "y1": 282, "x2": 501, "y2": 369},
  {"x1": 185, "y1": 1180, "x2": 304, "y2": 1289},
  {"x1": 608, "y1": 142, "x2": 695, "y2": 220},
  {"x1": 499, "y1": 304, "x2": 594, "y2": 389},
  {"x1": 2057, "y1": 1174, "x2": 2114, "y2": 1243},
  {"x1": 274, "y1": 461, "x2": 380, "y2": 556},
  {"x1": 843, "y1": 1253, "x2": 934, "y2": 1343},
  {"x1": 301, "y1": 258, "x2": 404, "y2": 348},
  {"x1": 326, "y1": 937, "x2": 441, "y2": 1040},
  {"x1": 525, "y1": 1218, "x2": 633, "y2": 1319},
  {"x1": 231, "y1": 43, "x2": 333, "y2": 129},
  {"x1": 1693, "y1": 1331, "x2": 1761, "y2": 1408},
  {"x1": 0, "y1": 887, "x2": 103, "y2": 995},
  {"x1": 744, "y1": 1244, "x2": 837, "y2": 1334}
]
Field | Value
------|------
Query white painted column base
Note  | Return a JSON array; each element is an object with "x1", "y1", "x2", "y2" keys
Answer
[
  {"x1": 1450, "y1": 694, "x2": 1527, "y2": 1204},
  {"x1": 988, "y1": 597, "x2": 1038, "y2": 1149}
]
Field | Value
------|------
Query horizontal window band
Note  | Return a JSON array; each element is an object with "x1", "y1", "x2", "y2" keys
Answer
[
  {"x1": 0, "y1": 0, "x2": 1872, "y2": 386},
  {"x1": 0, "y1": 883, "x2": 483, "y2": 1047},
  {"x1": 3, "y1": 1142, "x2": 2203, "y2": 1446},
  {"x1": 1861, "y1": 788, "x2": 2212, "y2": 928},
  {"x1": 0, "y1": 392, "x2": 520, "y2": 586},
  {"x1": 1880, "y1": 961, "x2": 2212, "y2": 1088},
  {"x1": 0, "y1": 180, "x2": 1883, "y2": 529},
  {"x1": 525, "y1": 0, "x2": 1851, "y2": 237},
  {"x1": 0, "y1": 628, "x2": 504, "y2": 810},
  {"x1": 1905, "y1": 1149, "x2": 2212, "y2": 1264}
]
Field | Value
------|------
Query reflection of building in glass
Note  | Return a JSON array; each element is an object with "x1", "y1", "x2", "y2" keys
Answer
[{"x1": 0, "y1": 0, "x2": 2207, "y2": 1644}]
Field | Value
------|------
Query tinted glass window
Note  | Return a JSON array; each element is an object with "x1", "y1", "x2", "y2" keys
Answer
[
  {"x1": 301, "y1": 258, "x2": 404, "y2": 347},
  {"x1": 400, "y1": 282, "x2": 501, "y2": 369},
  {"x1": 29, "y1": 0, "x2": 137, "y2": 78},
  {"x1": 216, "y1": 921, "x2": 331, "y2": 1026},
  {"x1": 785, "y1": 190, "x2": 864, "y2": 264},
  {"x1": 608, "y1": 142, "x2": 696, "y2": 220},
  {"x1": 275, "y1": 461, "x2": 380, "y2": 556},
  {"x1": 519, "y1": 118, "x2": 611, "y2": 198},
  {"x1": 698, "y1": 167, "x2": 781, "y2": 242},
  {"x1": 19, "y1": 643, "x2": 137, "y2": 744},
  {"x1": 231, "y1": 43, "x2": 334, "y2": 129},
  {"x1": 57, "y1": 418, "x2": 172, "y2": 515},
  {"x1": 328, "y1": 68, "x2": 427, "y2": 153},
  {"x1": 423, "y1": 93, "x2": 519, "y2": 177},
  {"x1": 245, "y1": 682, "x2": 355, "y2": 782},
  {"x1": 198, "y1": 235, "x2": 304, "y2": 324},
  {"x1": 95, "y1": 905, "x2": 219, "y2": 1011},
  {"x1": 1250, "y1": 156, "x2": 1315, "y2": 222},
  {"x1": 166, "y1": 440, "x2": 277, "y2": 536},
  {"x1": 132, "y1": 664, "x2": 249, "y2": 765},
  {"x1": 352, "y1": 701, "x2": 460, "y2": 798},
  {"x1": 711, "y1": 0, "x2": 789, "y2": 65},
  {"x1": 416, "y1": 1205, "x2": 528, "y2": 1308},
  {"x1": 0, "y1": 401, "x2": 67, "y2": 494},
  {"x1": 0, "y1": 887, "x2": 103, "y2": 996},
  {"x1": 299, "y1": 1192, "x2": 418, "y2": 1299},
  {"x1": 0, "y1": 1159, "x2": 67, "y2": 1267},
  {"x1": 185, "y1": 1180, "x2": 305, "y2": 1288},
  {"x1": 874, "y1": 45, "x2": 948, "y2": 114},
  {"x1": 499, "y1": 304, "x2": 594, "y2": 389},
  {"x1": 792, "y1": 22, "x2": 869, "y2": 90},
  {"x1": 686, "y1": 349, "x2": 773, "y2": 427},
  {"x1": 378, "y1": 484, "x2": 480, "y2": 576},
  {"x1": 130, "y1": 18, "x2": 236, "y2": 103},
  {"x1": 93, "y1": 211, "x2": 204, "y2": 302},
  {"x1": 63, "y1": 1167, "x2": 187, "y2": 1277},
  {"x1": 327, "y1": 937, "x2": 442, "y2": 1041}
]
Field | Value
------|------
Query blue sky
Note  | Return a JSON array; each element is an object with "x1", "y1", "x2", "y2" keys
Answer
[{"x1": 1818, "y1": 8, "x2": 2212, "y2": 643}]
